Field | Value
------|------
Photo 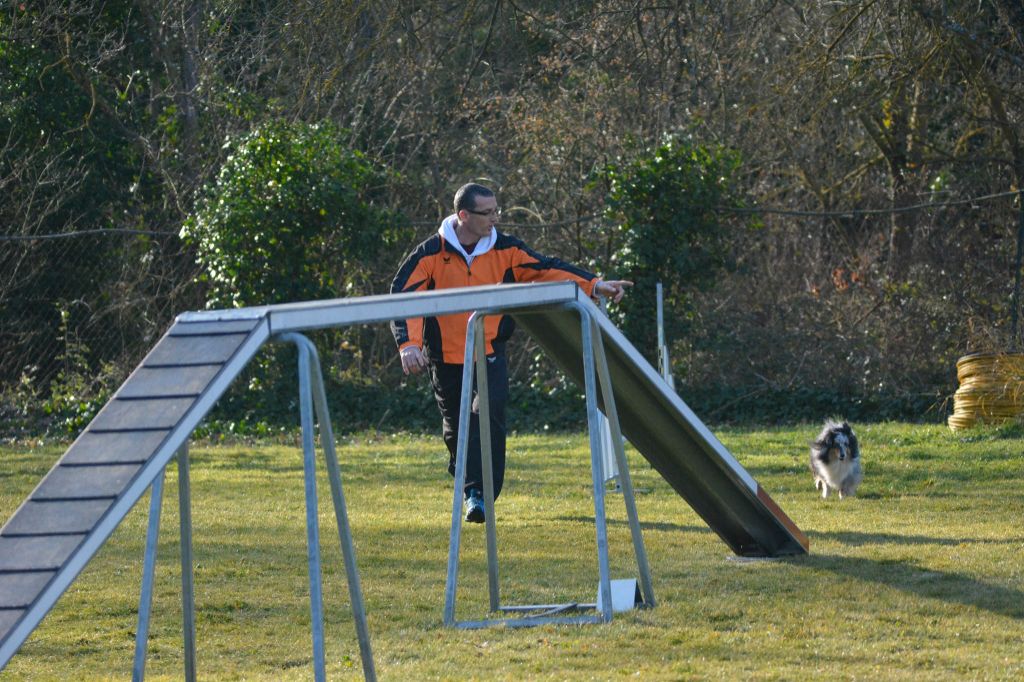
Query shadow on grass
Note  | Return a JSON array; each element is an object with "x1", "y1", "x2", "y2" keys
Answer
[
  {"x1": 554, "y1": 514, "x2": 712, "y2": 534},
  {"x1": 788, "y1": 552, "x2": 1024, "y2": 620},
  {"x1": 814, "y1": 529, "x2": 1024, "y2": 547},
  {"x1": 192, "y1": 449, "x2": 299, "y2": 473}
]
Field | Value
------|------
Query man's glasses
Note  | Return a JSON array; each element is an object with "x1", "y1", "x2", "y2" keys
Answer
[{"x1": 466, "y1": 207, "x2": 501, "y2": 218}]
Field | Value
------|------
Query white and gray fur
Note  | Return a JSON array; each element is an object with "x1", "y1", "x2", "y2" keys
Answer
[{"x1": 809, "y1": 420, "x2": 862, "y2": 499}]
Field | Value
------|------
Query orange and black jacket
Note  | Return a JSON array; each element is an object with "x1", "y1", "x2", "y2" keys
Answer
[{"x1": 390, "y1": 230, "x2": 599, "y2": 364}]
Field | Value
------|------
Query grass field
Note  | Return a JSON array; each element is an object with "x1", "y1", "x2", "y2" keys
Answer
[{"x1": 1, "y1": 423, "x2": 1023, "y2": 680}]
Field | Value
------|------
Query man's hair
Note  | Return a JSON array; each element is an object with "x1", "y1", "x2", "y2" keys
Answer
[{"x1": 453, "y1": 183, "x2": 495, "y2": 212}]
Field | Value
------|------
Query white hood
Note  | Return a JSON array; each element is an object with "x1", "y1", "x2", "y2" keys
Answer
[{"x1": 439, "y1": 214, "x2": 497, "y2": 267}]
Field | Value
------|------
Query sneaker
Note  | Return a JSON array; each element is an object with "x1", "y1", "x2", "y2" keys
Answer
[{"x1": 464, "y1": 488, "x2": 485, "y2": 523}]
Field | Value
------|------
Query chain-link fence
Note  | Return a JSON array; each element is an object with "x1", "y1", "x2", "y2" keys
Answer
[
  {"x1": 3, "y1": 192, "x2": 1022, "y2": 438},
  {"x1": 0, "y1": 218, "x2": 601, "y2": 439},
  {"x1": 0, "y1": 230, "x2": 203, "y2": 437}
]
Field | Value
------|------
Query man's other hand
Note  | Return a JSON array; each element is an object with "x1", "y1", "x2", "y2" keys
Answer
[
  {"x1": 595, "y1": 280, "x2": 633, "y2": 303},
  {"x1": 400, "y1": 346, "x2": 429, "y2": 375}
]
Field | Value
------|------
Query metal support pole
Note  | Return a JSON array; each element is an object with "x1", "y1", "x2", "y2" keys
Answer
[
  {"x1": 580, "y1": 307, "x2": 613, "y2": 622},
  {"x1": 656, "y1": 283, "x2": 675, "y2": 389},
  {"x1": 276, "y1": 332, "x2": 376, "y2": 681},
  {"x1": 473, "y1": 314, "x2": 501, "y2": 612},
  {"x1": 303, "y1": 336, "x2": 377, "y2": 682},
  {"x1": 590, "y1": 316, "x2": 656, "y2": 608},
  {"x1": 596, "y1": 297, "x2": 620, "y2": 486},
  {"x1": 443, "y1": 315, "x2": 479, "y2": 626},
  {"x1": 133, "y1": 445, "x2": 200, "y2": 681},
  {"x1": 177, "y1": 445, "x2": 197, "y2": 682},
  {"x1": 656, "y1": 282, "x2": 666, "y2": 356},
  {"x1": 295, "y1": 340, "x2": 327, "y2": 682},
  {"x1": 132, "y1": 468, "x2": 166, "y2": 681}
]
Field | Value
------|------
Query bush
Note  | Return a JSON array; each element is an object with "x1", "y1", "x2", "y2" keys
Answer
[
  {"x1": 180, "y1": 119, "x2": 401, "y2": 308},
  {"x1": 179, "y1": 119, "x2": 406, "y2": 424}
]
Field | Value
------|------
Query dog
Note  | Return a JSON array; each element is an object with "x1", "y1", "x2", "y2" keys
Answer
[{"x1": 809, "y1": 420, "x2": 862, "y2": 499}]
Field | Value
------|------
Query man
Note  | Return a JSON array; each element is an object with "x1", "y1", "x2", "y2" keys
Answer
[{"x1": 390, "y1": 183, "x2": 631, "y2": 523}]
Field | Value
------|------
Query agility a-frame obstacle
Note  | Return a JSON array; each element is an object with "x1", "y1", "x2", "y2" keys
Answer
[{"x1": 0, "y1": 281, "x2": 807, "y2": 679}]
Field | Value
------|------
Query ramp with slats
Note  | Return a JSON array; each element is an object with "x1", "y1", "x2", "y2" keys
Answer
[
  {"x1": 0, "y1": 314, "x2": 270, "y2": 666},
  {"x1": 511, "y1": 297, "x2": 808, "y2": 557}
]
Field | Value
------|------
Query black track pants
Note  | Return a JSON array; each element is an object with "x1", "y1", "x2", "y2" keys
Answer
[{"x1": 429, "y1": 353, "x2": 508, "y2": 498}]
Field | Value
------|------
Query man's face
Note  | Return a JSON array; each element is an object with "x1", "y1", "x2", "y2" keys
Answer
[{"x1": 458, "y1": 195, "x2": 499, "y2": 241}]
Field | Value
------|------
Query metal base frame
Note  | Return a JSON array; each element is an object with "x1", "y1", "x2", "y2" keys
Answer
[
  {"x1": 443, "y1": 303, "x2": 655, "y2": 629},
  {"x1": 131, "y1": 333, "x2": 376, "y2": 682}
]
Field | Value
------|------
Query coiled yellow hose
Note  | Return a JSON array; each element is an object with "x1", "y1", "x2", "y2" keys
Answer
[{"x1": 948, "y1": 352, "x2": 1024, "y2": 430}]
